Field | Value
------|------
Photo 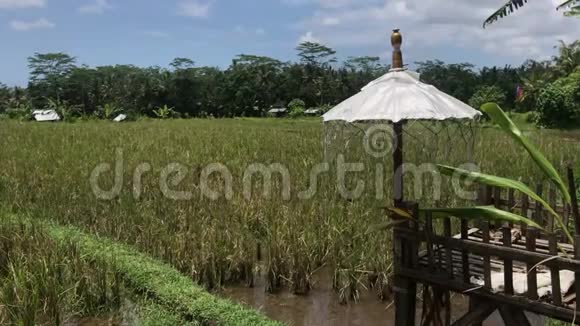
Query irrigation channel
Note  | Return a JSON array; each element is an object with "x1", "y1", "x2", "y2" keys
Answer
[{"x1": 219, "y1": 267, "x2": 477, "y2": 326}]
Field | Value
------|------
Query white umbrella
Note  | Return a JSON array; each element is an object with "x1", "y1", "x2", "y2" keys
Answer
[
  {"x1": 322, "y1": 29, "x2": 481, "y2": 205},
  {"x1": 322, "y1": 68, "x2": 481, "y2": 123}
]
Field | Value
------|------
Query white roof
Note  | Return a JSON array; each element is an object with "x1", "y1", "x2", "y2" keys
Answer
[
  {"x1": 113, "y1": 114, "x2": 127, "y2": 122},
  {"x1": 322, "y1": 69, "x2": 481, "y2": 123},
  {"x1": 268, "y1": 108, "x2": 287, "y2": 113},
  {"x1": 32, "y1": 110, "x2": 60, "y2": 122}
]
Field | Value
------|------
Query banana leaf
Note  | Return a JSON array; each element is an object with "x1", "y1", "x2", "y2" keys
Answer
[
  {"x1": 437, "y1": 164, "x2": 573, "y2": 242},
  {"x1": 420, "y1": 206, "x2": 543, "y2": 230},
  {"x1": 480, "y1": 103, "x2": 571, "y2": 204}
]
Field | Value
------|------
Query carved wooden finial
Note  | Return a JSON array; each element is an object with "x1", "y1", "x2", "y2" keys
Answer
[{"x1": 391, "y1": 29, "x2": 403, "y2": 69}]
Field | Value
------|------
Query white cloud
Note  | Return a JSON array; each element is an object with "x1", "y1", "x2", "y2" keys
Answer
[
  {"x1": 10, "y1": 18, "x2": 54, "y2": 31},
  {"x1": 178, "y1": 0, "x2": 212, "y2": 18},
  {"x1": 78, "y1": 0, "x2": 112, "y2": 14},
  {"x1": 234, "y1": 25, "x2": 267, "y2": 36},
  {"x1": 144, "y1": 31, "x2": 170, "y2": 39},
  {"x1": 298, "y1": 31, "x2": 320, "y2": 44},
  {"x1": 293, "y1": 0, "x2": 580, "y2": 62},
  {"x1": 321, "y1": 17, "x2": 340, "y2": 26},
  {"x1": 0, "y1": 0, "x2": 45, "y2": 9}
]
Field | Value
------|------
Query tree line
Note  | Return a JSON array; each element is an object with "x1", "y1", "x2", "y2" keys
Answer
[{"x1": 0, "y1": 40, "x2": 578, "y2": 126}]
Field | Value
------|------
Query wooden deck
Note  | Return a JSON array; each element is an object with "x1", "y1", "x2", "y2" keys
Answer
[{"x1": 417, "y1": 228, "x2": 577, "y2": 308}]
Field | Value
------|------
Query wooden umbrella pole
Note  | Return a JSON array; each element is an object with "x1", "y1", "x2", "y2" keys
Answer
[
  {"x1": 393, "y1": 121, "x2": 404, "y2": 207},
  {"x1": 391, "y1": 28, "x2": 417, "y2": 326},
  {"x1": 391, "y1": 28, "x2": 404, "y2": 208}
]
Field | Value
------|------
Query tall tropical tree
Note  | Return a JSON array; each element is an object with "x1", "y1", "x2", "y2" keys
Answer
[
  {"x1": 484, "y1": 0, "x2": 580, "y2": 27},
  {"x1": 552, "y1": 40, "x2": 580, "y2": 76}
]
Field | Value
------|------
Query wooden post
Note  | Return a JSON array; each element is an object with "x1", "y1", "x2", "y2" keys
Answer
[
  {"x1": 521, "y1": 193, "x2": 529, "y2": 237},
  {"x1": 534, "y1": 183, "x2": 544, "y2": 226},
  {"x1": 461, "y1": 219, "x2": 470, "y2": 284},
  {"x1": 526, "y1": 227, "x2": 538, "y2": 300},
  {"x1": 391, "y1": 28, "x2": 415, "y2": 326},
  {"x1": 444, "y1": 218, "x2": 453, "y2": 279},
  {"x1": 548, "y1": 234, "x2": 562, "y2": 306},
  {"x1": 575, "y1": 236, "x2": 580, "y2": 316},
  {"x1": 548, "y1": 188, "x2": 557, "y2": 233},
  {"x1": 393, "y1": 121, "x2": 404, "y2": 207},
  {"x1": 482, "y1": 221, "x2": 492, "y2": 290},
  {"x1": 394, "y1": 202, "x2": 417, "y2": 326},
  {"x1": 502, "y1": 227, "x2": 514, "y2": 295},
  {"x1": 567, "y1": 166, "x2": 579, "y2": 232}
]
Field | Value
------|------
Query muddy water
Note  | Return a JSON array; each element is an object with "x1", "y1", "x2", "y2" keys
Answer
[{"x1": 221, "y1": 269, "x2": 474, "y2": 326}]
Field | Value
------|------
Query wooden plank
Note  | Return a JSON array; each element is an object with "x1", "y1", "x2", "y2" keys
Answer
[
  {"x1": 503, "y1": 227, "x2": 514, "y2": 295},
  {"x1": 526, "y1": 227, "x2": 539, "y2": 300},
  {"x1": 451, "y1": 301, "x2": 496, "y2": 326},
  {"x1": 498, "y1": 306, "x2": 531, "y2": 326},
  {"x1": 482, "y1": 222, "x2": 492, "y2": 290},
  {"x1": 426, "y1": 212, "x2": 435, "y2": 271},
  {"x1": 534, "y1": 183, "x2": 544, "y2": 226},
  {"x1": 567, "y1": 166, "x2": 580, "y2": 232},
  {"x1": 444, "y1": 218, "x2": 453, "y2": 279},
  {"x1": 461, "y1": 219, "x2": 470, "y2": 283},
  {"x1": 468, "y1": 297, "x2": 484, "y2": 326},
  {"x1": 398, "y1": 266, "x2": 580, "y2": 324},
  {"x1": 522, "y1": 194, "x2": 530, "y2": 237},
  {"x1": 444, "y1": 291, "x2": 451, "y2": 326},
  {"x1": 508, "y1": 188, "x2": 516, "y2": 228},
  {"x1": 575, "y1": 236, "x2": 580, "y2": 312},
  {"x1": 485, "y1": 184, "x2": 493, "y2": 205},
  {"x1": 394, "y1": 228, "x2": 580, "y2": 270},
  {"x1": 549, "y1": 188, "x2": 557, "y2": 233},
  {"x1": 548, "y1": 233, "x2": 562, "y2": 306},
  {"x1": 494, "y1": 186, "x2": 502, "y2": 208},
  {"x1": 494, "y1": 187, "x2": 502, "y2": 230},
  {"x1": 564, "y1": 203, "x2": 570, "y2": 233}
]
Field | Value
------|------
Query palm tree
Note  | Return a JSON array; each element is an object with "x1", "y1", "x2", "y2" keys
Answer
[
  {"x1": 484, "y1": 0, "x2": 579, "y2": 27},
  {"x1": 552, "y1": 40, "x2": 580, "y2": 76}
]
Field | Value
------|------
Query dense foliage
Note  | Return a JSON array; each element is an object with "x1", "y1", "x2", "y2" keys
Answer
[
  {"x1": 535, "y1": 67, "x2": 580, "y2": 128},
  {"x1": 468, "y1": 85, "x2": 507, "y2": 110},
  {"x1": 0, "y1": 40, "x2": 577, "y2": 123}
]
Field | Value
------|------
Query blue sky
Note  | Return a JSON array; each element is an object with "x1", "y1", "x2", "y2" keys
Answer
[{"x1": 1, "y1": 0, "x2": 579, "y2": 86}]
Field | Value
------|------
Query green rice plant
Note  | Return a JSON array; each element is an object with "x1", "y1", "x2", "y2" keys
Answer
[
  {"x1": 0, "y1": 222, "x2": 122, "y2": 325},
  {"x1": 0, "y1": 213, "x2": 281, "y2": 326},
  {"x1": 0, "y1": 117, "x2": 578, "y2": 305}
]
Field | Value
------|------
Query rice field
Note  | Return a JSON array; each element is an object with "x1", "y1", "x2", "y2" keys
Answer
[{"x1": 0, "y1": 118, "x2": 579, "y2": 319}]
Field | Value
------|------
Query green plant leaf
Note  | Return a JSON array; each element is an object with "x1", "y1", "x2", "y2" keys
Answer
[
  {"x1": 421, "y1": 206, "x2": 543, "y2": 230},
  {"x1": 437, "y1": 164, "x2": 573, "y2": 242},
  {"x1": 366, "y1": 220, "x2": 407, "y2": 234},
  {"x1": 382, "y1": 206, "x2": 414, "y2": 220},
  {"x1": 480, "y1": 103, "x2": 571, "y2": 204}
]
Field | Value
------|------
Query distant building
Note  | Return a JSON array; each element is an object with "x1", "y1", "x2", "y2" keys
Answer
[
  {"x1": 268, "y1": 108, "x2": 287, "y2": 117},
  {"x1": 113, "y1": 114, "x2": 127, "y2": 122},
  {"x1": 304, "y1": 108, "x2": 322, "y2": 116},
  {"x1": 32, "y1": 110, "x2": 60, "y2": 122}
]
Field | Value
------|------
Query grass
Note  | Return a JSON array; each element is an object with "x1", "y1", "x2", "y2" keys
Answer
[
  {"x1": 0, "y1": 212, "x2": 280, "y2": 325},
  {"x1": 0, "y1": 118, "x2": 578, "y2": 305}
]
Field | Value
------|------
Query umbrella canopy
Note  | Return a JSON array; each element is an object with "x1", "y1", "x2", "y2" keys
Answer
[{"x1": 322, "y1": 68, "x2": 482, "y2": 123}]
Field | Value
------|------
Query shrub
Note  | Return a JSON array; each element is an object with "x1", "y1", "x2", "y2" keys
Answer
[
  {"x1": 289, "y1": 107, "x2": 305, "y2": 119},
  {"x1": 535, "y1": 71, "x2": 580, "y2": 128},
  {"x1": 468, "y1": 85, "x2": 506, "y2": 111},
  {"x1": 288, "y1": 98, "x2": 305, "y2": 111},
  {"x1": 318, "y1": 103, "x2": 333, "y2": 113}
]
